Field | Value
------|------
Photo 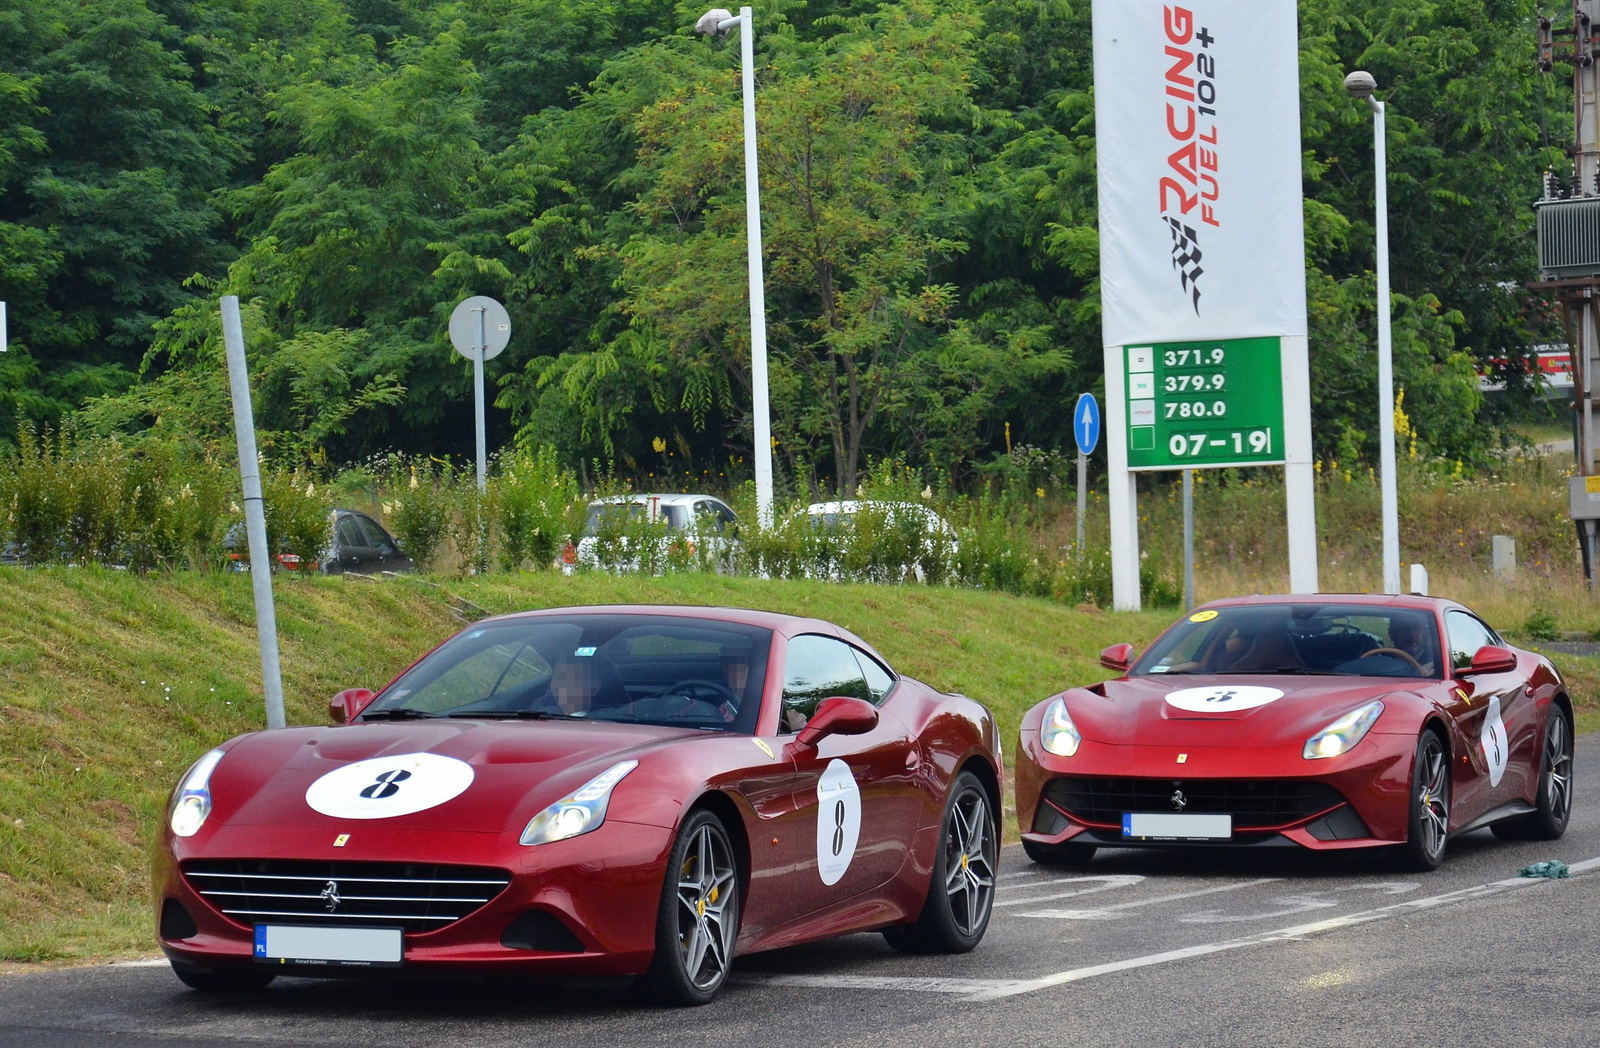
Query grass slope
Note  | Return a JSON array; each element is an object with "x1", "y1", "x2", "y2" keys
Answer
[{"x1": 1, "y1": 568, "x2": 1595, "y2": 966}]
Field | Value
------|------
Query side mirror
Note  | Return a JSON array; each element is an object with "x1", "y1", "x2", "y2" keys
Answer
[
  {"x1": 1100, "y1": 643, "x2": 1136, "y2": 673},
  {"x1": 796, "y1": 696, "x2": 879, "y2": 748},
  {"x1": 329, "y1": 688, "x2": 377, "y2": 724},
  {"x1": 1463, "y1": 645, "x2": 1517, "y2": 676}
]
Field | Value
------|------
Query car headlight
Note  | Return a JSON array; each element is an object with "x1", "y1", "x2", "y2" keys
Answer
[
  {"x1": 1303, "y1": 700, "x2": 1384, "y2": 760},
  {"x1": 168, "y1": 749, "x2": 226, "y2": 837},
  {"x1": 520, "y1": 760, "x2": 638, "y2": 846},
  {"x1": 1040, "y1": 697, "x2": 1081, "y2": 757}
]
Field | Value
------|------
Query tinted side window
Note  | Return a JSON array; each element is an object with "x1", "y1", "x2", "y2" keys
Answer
[
  {"x1": 335, "y1": 517, "x2": 366, "y2": 548},
  {"x1": 355, "y1": 515, "x2": 392, "y2": 547},
  {"x1": 853, "y1": 648, "x2": 896, "y2": 705},
  {"x1": 693, "y1": 501, "x2": 724, "y2": 535},
  {"x1": 781, "y1": 635, "x2": 871, "y2": 730},
  {"x1": 1446, "y1": 611, "x2": 1495, "y2": 670}
]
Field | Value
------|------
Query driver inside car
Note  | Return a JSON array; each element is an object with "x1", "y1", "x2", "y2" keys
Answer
[
  {"x1": 533, "y1": 653, "x2": 622, "y2": 716},
  {"x1": 1387, "y1": 619, "x2": 1437, "y2": 676}
]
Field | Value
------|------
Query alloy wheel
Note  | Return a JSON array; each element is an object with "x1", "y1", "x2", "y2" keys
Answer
[
  {"x1": 674, "y1": 822, "x2": 738, "y2": 991},
  {"x1": 942, "y1": 786, "x2": 996, "y2": 937},
  {"x1": 1546, "y1": 712, "x2": 1573, "y2": 821},
  {"x1": 1416, "y1": 733, "x2": 1450, "y2": 861}
]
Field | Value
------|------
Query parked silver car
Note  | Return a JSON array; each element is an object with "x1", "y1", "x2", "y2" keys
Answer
[{"x1": 567, "y1": 494, "x2": 740, "y2": 573}]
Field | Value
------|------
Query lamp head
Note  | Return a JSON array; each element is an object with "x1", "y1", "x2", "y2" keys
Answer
[
  {"x1": 696, "y1": 8, "x2": 735, "y2": 35},
  {"x1": 1343, "y1": 70, "x2": 1377, "y2": 100}
]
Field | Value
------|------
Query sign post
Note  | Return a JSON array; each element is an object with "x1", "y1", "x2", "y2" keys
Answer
[
  {"x1": 1093, "y1": 0, "x2": 1316, "y2": 610},
  {"x1": 1073, "y1": 393, "x2": 1101, "y2": 554},
  {"x1": 449, "y1": 296, "x2": 511, "y2": 574}
]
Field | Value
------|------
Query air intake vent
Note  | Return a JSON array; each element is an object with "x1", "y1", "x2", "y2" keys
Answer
[
  {"x1": 183, "y1": 859, "x2": 511, "y2": 934},
  {"x1": 1536, "y1": 197, "x2": 1600, "y2": 278}
]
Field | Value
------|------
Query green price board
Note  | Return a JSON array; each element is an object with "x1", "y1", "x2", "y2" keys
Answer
[{"x1": 1124, "y1": 336, "x2": 1285, "y2": 470}]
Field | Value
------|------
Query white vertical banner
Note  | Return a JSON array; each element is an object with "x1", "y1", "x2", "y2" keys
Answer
[{"x1": 1094, "y1": 0, "x2": 1317, "y2": 608}]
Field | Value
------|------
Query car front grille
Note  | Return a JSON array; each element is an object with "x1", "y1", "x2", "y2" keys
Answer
[
  {"x1": 183, "y1": 860, "x2": 512, "y2": 933},
  {"x1": 1042, "y1": 777, "x2": 1346, "y2": 830}
]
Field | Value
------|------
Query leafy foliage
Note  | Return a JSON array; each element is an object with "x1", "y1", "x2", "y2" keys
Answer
[{"x1": 0, "y1": 0, "x2": 1573, "y2": 480}]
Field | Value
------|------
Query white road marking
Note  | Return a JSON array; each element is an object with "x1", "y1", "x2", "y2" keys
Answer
[
  {"x1": 966, "y1": 860, "x2": 1597, "y2": 1001},
  {"x1": 1017, "y1": 877, "x2": 1282, "y2": 920},
  {"x1": 1177, "y1": 881, "x2": 1416, "y2": 924},
  {"x1": 740, "y1": 974, "x2": 1026, "y2": 995},
  {"x1": 993, "y1": 874, "x2": 1145, "y2": 907},
  {"x1": 110, "y1": 960, "x2": 167, "y2": 968},
  {"x1": 741, "y1": 856, "x2": 1599, "y2": 1001}
]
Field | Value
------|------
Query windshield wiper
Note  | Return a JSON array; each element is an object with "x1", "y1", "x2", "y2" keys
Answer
[
  {"x1": 360, "y1": 708, "x2": 440, "y2": 720},
  {"x1": 445, "y1": 709, "x2": 573, "y2": 720},
  {"x1": 1227, "y1": 667, "x2": 1315, "y2": 675}
]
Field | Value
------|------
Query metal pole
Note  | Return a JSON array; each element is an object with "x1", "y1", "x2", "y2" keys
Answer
[
  {"x1": 473, "y1": 308, "x2": 488, "y2": 574},
  {"x1": 734, "y1": 6, "x2": 774, "y2": 528},
  {"x1": 1182, "y1": 468, "x2": 1194, "y2": 612},
  {"x1": 1372, "y1": 98, "x2": 1401, "y2": 595},
  {"x1": 473, "y1": 307, "x2": 488, "y2": 494},
  {"x1": 1076, "y1": 450, "x2": 1087, "y2": 555},
  {"x1": 220, "y1": 296, "x2": 286, "y2": 730},
  {"x1": 1105, "y1": 344, "x2": 1140, "y2": 611}
]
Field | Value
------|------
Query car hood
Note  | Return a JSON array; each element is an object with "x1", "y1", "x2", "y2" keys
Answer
[
  {"x1": 1064, "y1": 674, "x2": 1425, "y2": 749},
  {"x1": 205, "y1": 719, "x2": 704, "y2": 834}
]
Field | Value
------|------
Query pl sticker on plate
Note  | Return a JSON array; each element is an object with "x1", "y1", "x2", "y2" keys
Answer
[
  {"x1": 305, "y1": 752, "x2": 475, "y2": 820},
  {"x1": 815, "y1": 759, "x2": 861, "y2": 886},
  {"x1": 1164, "y1": 685, "x2": 1285, "y2": 713}
]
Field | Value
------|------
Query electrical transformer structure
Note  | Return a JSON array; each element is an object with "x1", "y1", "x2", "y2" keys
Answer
[{"x1": 1535, "y1": 0, "x2": 1600, "y2": 580}]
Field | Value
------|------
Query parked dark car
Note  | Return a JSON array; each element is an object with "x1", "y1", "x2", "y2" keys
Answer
[
  {"x1": 224, "y1": 509, "x2": 413, "y2": 575},
  {"x1": 322, "y1": 509, "x2": 414, "y2": 575}
]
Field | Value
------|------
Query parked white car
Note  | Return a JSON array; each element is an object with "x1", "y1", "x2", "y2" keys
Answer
[
  {"x1": 801, "y1": 500, "x2": 959, "y2": 583},
  {"x1": 568, "y1": 493, "x2": 740, "y2": 573}
]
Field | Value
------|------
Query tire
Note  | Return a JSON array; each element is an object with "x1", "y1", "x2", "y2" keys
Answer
[
  {"x1": 1393, "y1": 729, "x2": 1451, "y2": 872},
  {"x1": 1022, "y1": 838, "x2": 1098, "y2": 866},
  {"x1": 645, "y1": 809, "x2": 741, "y2": 1006},
  {"x1": 1492, "y1": 705, "x2": 1573, "y2": 841},
  {"x1": 883, "y1": 771, "x2": 997, "y2": 954},
  {"x1": 170, "y1": 961, "x2": 276, "y2": 993}
]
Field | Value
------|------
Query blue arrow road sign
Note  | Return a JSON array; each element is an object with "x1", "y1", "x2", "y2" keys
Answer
[{"x1": 1073, "y1": 393, "x2": 1101, "y2": 455}]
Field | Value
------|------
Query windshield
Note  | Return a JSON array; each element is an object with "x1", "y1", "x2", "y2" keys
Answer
[
  {"x1": 1133, "y1": 604, "x2": 1443, "y2": 679},
  {"x1": 366, "y1": 615, "x2": 772, "y2": 731}
]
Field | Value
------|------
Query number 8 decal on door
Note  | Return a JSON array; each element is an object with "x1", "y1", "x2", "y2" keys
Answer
[{"x1": 816, "y1": 759, "x2": 861, "y2": 885}]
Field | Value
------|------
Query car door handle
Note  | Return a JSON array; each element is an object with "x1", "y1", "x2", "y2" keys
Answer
[{"x1": 905, "y1": 750, "x2": 921, "y2": 771}]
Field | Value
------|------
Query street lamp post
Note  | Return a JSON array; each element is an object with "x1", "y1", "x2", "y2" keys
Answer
[
  {"x1": 1345, "y1": 70, "x2": 1401, "y2": 595},
  {"x1": 697, "y1": 6, "x2": 774, "y2": 528}
]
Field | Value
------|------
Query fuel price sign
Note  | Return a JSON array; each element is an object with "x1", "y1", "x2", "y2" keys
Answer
[{"x1": 1123, "y1": 336, "x2": 1285, "y2": 470}]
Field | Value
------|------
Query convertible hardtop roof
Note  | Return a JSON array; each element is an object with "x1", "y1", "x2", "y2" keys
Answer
[
  {"x1": 479, "y1": 604, "x2": 886, "y2": 659},
  {"x1": 1194, "y1": 593, "x2": 1467, "y2": 614}
]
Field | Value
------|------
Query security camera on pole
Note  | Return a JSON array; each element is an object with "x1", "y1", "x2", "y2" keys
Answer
[
  {"x1": 696, "y1": 6, "x2": 774, "y2": 529},
  {"x1": 449, "y1": 296, "x2": 511, "y2": 570},
  {"x1": 1092, "y1": 0, "x2": 1317, "y2": 609}
]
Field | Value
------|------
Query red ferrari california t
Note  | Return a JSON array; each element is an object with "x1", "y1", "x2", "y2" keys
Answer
[
  {"x1": 1017, "y1": 595, "x2": 1574, "y2": 871},
  {"x1": 154, "y1": 606, "x2": 1001, "y2": 1004}
]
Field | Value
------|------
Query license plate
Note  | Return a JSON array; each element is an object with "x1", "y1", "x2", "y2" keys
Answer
[
  {"x1": 253, "y1": 925, "x2": 403, "y2": 967},
  {"x1": 1122, "y1": 812, "x2": 1232, "y2": 840}
]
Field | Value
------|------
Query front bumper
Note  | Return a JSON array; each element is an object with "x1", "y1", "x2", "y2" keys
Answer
[
  {"x1": 1015, "y1": 730, "x2": 1415, "y2": 852},
  {"x1": 152, "y1": 818, "x2": 675, "y2": 978}
]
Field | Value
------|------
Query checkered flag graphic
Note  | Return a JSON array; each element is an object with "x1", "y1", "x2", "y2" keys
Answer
[{"x1": 1166, "y1": 217, "x2": 1203, "y2": 314}]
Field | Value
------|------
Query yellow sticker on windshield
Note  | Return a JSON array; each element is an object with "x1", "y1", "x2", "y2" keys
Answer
[{"x1": 1188, "y1": 610, "x2": 1218, "y2": 622}]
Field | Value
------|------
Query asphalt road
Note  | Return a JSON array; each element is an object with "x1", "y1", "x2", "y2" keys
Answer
[{"x1": 4, "y1": 737, "x2": 1598, "y2": 1048}]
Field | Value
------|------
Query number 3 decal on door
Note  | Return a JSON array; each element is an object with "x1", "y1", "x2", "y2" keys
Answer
[
  {"x1": 815, "y1": 759, "x2": 861, "y2": 885},
  {"x1": 1480, "y1": 695, "x2": 1508, "y2": 788}
]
